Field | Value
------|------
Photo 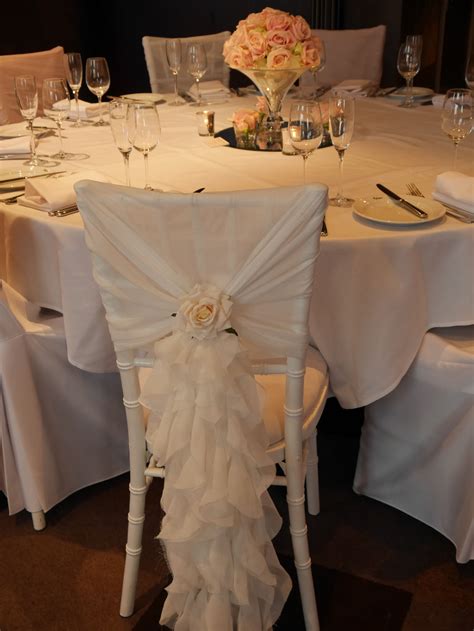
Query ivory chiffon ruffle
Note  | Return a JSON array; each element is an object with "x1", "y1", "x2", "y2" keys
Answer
[{"x1": 141, "y1": 332, "x2": 292, "y2": 630}]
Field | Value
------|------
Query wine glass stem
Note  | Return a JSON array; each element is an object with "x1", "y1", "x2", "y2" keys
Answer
[
  {"x1": 195, "y1": 79, "x2": 201, "y2": 105},
  {"x1": 337, "y1": 148, "x2": 345, "y2": 200},
  {"x1": 143, "y1": 152, "x2": 151, "y2": 190},
  {"x1": 174, "y1": 74, "x2": 179, "y2": 102},
  {"x1": 56, "y1": 122, "x2": 65, "y2": 158},
  {"x1": 28, "y1": 120, "x2": 37, "y2": 162},
  {"x1": 74, "y1": 91, "x2": 80, "y2": 125},
  {"x1": 302, "y1": 154, "x2": 308, "y2": 184},
  {"x1": 406, "y1": 77, "x2": 414, "y2": 106},
  {"x1": 122, "y1": 151, "x2": 131, "y2": 186},
  {"x1": 97, "y1": 94, "x2": 103, "y2": 124},
  {"x1": 453, "y1": 142, "x2": 459, "y2": 170}
]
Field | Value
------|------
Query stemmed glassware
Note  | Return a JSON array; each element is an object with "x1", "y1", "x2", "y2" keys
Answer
[
  {"x1": 64, "y1": 52, "x2": 84, "y2": 127},
  {"x1": 109, "y1": 101, "x2": 133, "y2": 186},
  {"x1": 397, "y1": 35, "x2": 422, "y2": 108},
  {"x1": 441, "y1": 89, "x2": 472, "y2": 168},
  {"x1": 85, "y1": 57, "x2": 110, "y2": 125},
  {"x1": 328, "y1": 95, "x2": 355, "y2": 207},
  {"x1": 288, "y1": 101, "x2": 323, "y2": 183},
  {"x1": 42, "y1": 78, "x2": 72, "y2": 160},
  {"x1": 166, "y1": 39, "x2": 183, "y2": 106},
  {"x1": 127, "y1": 103, "x2": 160, "y2": 190},
  {"x1": 14, "y1": 75, "x2": 55, "y2": 167},
  {"x1": 465, "y1": 48, "x2": 474, "y2": 90},
  {"x1": 310, "y1": 40, "x2": 326, "y2": 98},
  {"x1": 186, "y1": 43, "x2": 207, "y2": 106}
]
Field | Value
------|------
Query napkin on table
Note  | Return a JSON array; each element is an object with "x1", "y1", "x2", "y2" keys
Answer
[
  {"x1": 432, "y1": 171, "x2": 474, "y2": 215},
  {"x1": 54, "y1": 98, "x2": 108, "y2": 120},
  {"x1": 0, "y1": 135, "x2": 31, "y2": 154},
  {"x1": 188, "y1": 80, "x2": 231, "y2": 102},
  {"x1": 331, "y1": 79, "x2": 374, "y2": 96},
  {"x1": 18, "y1": 170, "x2": 110, "y2": 212}
]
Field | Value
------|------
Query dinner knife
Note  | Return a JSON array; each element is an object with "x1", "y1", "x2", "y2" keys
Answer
[{"x1": 376, "y1": 184, "x2": 428, "y2": 219}]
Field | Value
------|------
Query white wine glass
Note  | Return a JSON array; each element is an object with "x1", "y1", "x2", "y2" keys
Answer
[
  {"x1": 64, "y1": 52, "x2": 84, "y2": 127},
  {"x1": 109, "y1": 101, "x2": 132, "y2": 186},
  {"x1": 397, "y1": 36, "x2": 422, "y2": 108},
  {"x1": 15, "y1": 75, "x2": 55, "y2": 167},
  {"x1": 186, "y1": 43, "x2": 207, "y2": 107},
  {"x1": 128, "y1": 103, "x2": 160, "y2": 190},
  {"x1": 85, "y1": 57, "x2": 110, "y2": 125},
  {"x1": 328, "y1": 95, "x2": 355, "y2": 207},
  {"x1": 166, "y1": 39, "x2": 183, "y2": 106},
  {"x1": 42, "y1": 78, "x2": 72, "y2": 160},
  {"x1": 465, "y1": 48, "x2": 474, "y2": 90},
  {"x1": 288, "y1": 101, "x2": 323, "y2": 183},
  {"x1": 441, "y1": 88, "x2": 472, "y2": 169}
]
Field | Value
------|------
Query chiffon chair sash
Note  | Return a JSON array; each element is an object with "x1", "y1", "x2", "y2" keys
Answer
[{"x1": 75, "y1": 180, "x2": 327, "y2": 630}]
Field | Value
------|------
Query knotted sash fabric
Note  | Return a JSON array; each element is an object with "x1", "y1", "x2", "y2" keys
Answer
[{"x1": 75, "y1": 180, "x2": 327, "y2": 630}]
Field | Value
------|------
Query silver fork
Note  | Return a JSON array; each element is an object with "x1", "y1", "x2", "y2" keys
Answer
[{"x1": 407, "y1": 182, "x2": 473, "y2": 223}]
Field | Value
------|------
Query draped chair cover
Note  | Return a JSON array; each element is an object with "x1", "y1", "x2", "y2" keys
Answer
[
  {"x1": 75, "y1": 180, "x2": 327, "y2": 630},
  {"x1": 0, "y1": 46, "x2": 66, "y2": 124},
  {"x1": 142, "y1": 33, "x2": 230, "y2": 94}
]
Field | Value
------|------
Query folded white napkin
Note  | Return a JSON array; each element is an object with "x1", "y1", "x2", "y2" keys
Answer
[
  {"x1": 18, "y1": 170, "x2": 110, "y2": 212},
  {"x1": 188, "y1": 80, "x2": 230, "y2": 102},
  {"x1": 0, "y1": 135, "x2": 31, "y2": 154},
  {"x1": 332, "y1": 79, "x2": 373, "y2": 96},
  {"x1": 432, "y1": 171, "x2": 474, "y2": 215},
  {"x1": 54, "y1": 98, "x2": 108, "y2": 120}
]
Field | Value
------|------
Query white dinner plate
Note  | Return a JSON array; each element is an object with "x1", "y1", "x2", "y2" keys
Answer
[
  {"x1": 386, "y1": 87, "x2": 434, "y2": 100},
  {"x1": 121, "y1": 93, "x2": 166, "y2": 105},
  {"x1": 0, "y1": 167, "x2": 66, "y2": 192},
  {"x1": 353, "y1": 195, "x2": 445, "y2": 226}
]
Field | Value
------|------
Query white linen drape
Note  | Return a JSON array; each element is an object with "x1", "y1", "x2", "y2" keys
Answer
[{"x1": 75, "y1": 180, "x2": 327, "y2": 630}]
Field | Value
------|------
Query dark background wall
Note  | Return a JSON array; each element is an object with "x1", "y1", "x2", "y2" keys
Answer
[{"x1": 2, "y1": 0, "x2": 472, "y2": 96}]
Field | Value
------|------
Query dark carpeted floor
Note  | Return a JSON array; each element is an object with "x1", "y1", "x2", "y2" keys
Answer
[{"x1": 1, "y1": 399, "x2": 473, "y2": 631}]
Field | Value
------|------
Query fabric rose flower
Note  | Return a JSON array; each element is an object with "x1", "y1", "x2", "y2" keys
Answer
[{"x1": 174, "y1": 284, "x2": 232, "y2": 341}]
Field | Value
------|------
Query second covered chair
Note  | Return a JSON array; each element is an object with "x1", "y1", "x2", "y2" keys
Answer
[
  {"x1": 142, "y1": 32, "x2": 230, "y2": 94},
  {"x1": 75, "y1": 180, "x2": 329, "y2": 631}
]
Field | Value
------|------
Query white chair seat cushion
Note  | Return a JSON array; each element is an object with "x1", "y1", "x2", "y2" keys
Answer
[{"x1": 257, "y1": 347, "x2": 328, "y2": 445}]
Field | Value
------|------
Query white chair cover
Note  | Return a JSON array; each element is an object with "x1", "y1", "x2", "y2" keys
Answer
[
  {"x1": 0, "y1": 281, "x2": 129, "y2": 516},
  {"x1": 142, "y1": 33, "x2": 230, "y2": 94},
  {"x1": 299, "y1": 25, "x2": 386, "y2": 88},
  {"x1": 354, "y1": 326, "x2": 474, "y2": 563},
  {"x1": 75, "y1": 180, "x2": 327, "y2": 630},
  {"x1": 0, "y1": 46, "x2": 66, "y2": 124}
]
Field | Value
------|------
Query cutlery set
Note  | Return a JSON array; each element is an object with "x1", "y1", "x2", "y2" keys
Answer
[{"x1": 406, "y1": 182, "x2": 473, "y2": 223}]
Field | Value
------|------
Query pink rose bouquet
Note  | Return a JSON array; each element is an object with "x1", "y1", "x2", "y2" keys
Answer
[
  {"x1": 223, "y1": 7, "x2": 322, "y2": 71},
  {"x1": 231, "y1": 101, "x2": 266, "y2": 149}
]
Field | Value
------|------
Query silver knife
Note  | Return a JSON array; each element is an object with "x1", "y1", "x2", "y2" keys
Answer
[
  {"x1": 0, "y1": 154, "x2": 32, "y2": 160},
  {"x1": 376, "y1": 183, "x2": 428, "y2": 219}
]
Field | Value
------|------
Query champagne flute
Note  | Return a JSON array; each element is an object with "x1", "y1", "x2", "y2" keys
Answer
[
  {"x1": 85, "y1": 57, "x2": 110, "y2": 125},
  {"x1": 186, "y1": 43, "x2": 207, "y2": 106},
  {"x1": 465, "y1": 48, "x2": 474, "y2": 90},
  {"x1": 64, "y1": 52, "x2": 84, "y2": 127},
  {"x1": 328, "y1": 96, "x2": 355, "y2": 207},
  {"x1": 109, "y1": 101, "x2": 133, "y2": 186},
  {"x1": 441, "y1": 89, "x2": 472, "y2": 169},
  {"x1": 42, "y1": 78, "x2": 72, "y2": 160},
  {"x1": 166, "y1": 39, "x2": 183, "y2": 106},
  {"x1": 15, "y1": 75, "x2": 55, "y2": 167},
  {"x1": 397, "y1": 36, "x2": 422, "y2": 108},
  {"x1": 128, "y1": 103, "x2": 160, "y2": 190},
  {"x1": 288, "y1": 101, "x2": 323, "y2": 183}
]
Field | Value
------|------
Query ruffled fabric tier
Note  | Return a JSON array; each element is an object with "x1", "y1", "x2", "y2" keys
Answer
[{"x1": 141, "y1": 332, "x2": 291, "y2": 630}]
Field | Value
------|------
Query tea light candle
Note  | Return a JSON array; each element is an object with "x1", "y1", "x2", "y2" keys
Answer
[{"x1": 196, "y1": 110, "x2": 215, "y2": 136}]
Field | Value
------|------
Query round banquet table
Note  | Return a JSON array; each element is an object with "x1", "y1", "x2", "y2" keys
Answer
[{"x1": 0, "y1": 93, "x2": 472, "y2": 408}]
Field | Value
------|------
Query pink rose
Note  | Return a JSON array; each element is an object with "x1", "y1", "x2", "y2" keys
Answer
[
  {"x1": 224, "y1": 45, "x2": 253, "y2": 69},
  {"x1": 300, "y1": 40, "x2": 321, "y2": 67},
  {"x1": 246, "y1": 29, "x2": 267, "y2": 61},
  {"x1": 232, "y1": 108, "x2": 260, "y2": 132},
  {"x1": 232, "y1": 24, "x2": 249, "y2": 47},
  {"x1": 266, "y1": 47, "x2": 292, "y2": 69},
  {"x1": 244, "y1": 11, "x2": 267, "y2": 29},
  {"x1": 267, "y1": 28, "x2": 297, "y2": 49},
  {"x1": 265, "y1": 11, "x2": 293, "y2": 32},
  {"x1": 291, "y1": 15, "x2": 311, "y2": 41}
]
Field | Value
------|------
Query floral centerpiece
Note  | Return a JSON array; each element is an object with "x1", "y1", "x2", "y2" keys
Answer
[
  {"x1": 231, "y1": 97, "x2": 266, "y2": 149},
  {"x1": 223, "y1": 7, "x2": 323, "y2": 149}
]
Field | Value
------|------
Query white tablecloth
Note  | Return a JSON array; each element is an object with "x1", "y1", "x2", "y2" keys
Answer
[{"x1": 0, "y1": 95, "x2": 473, "y2": 407}]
